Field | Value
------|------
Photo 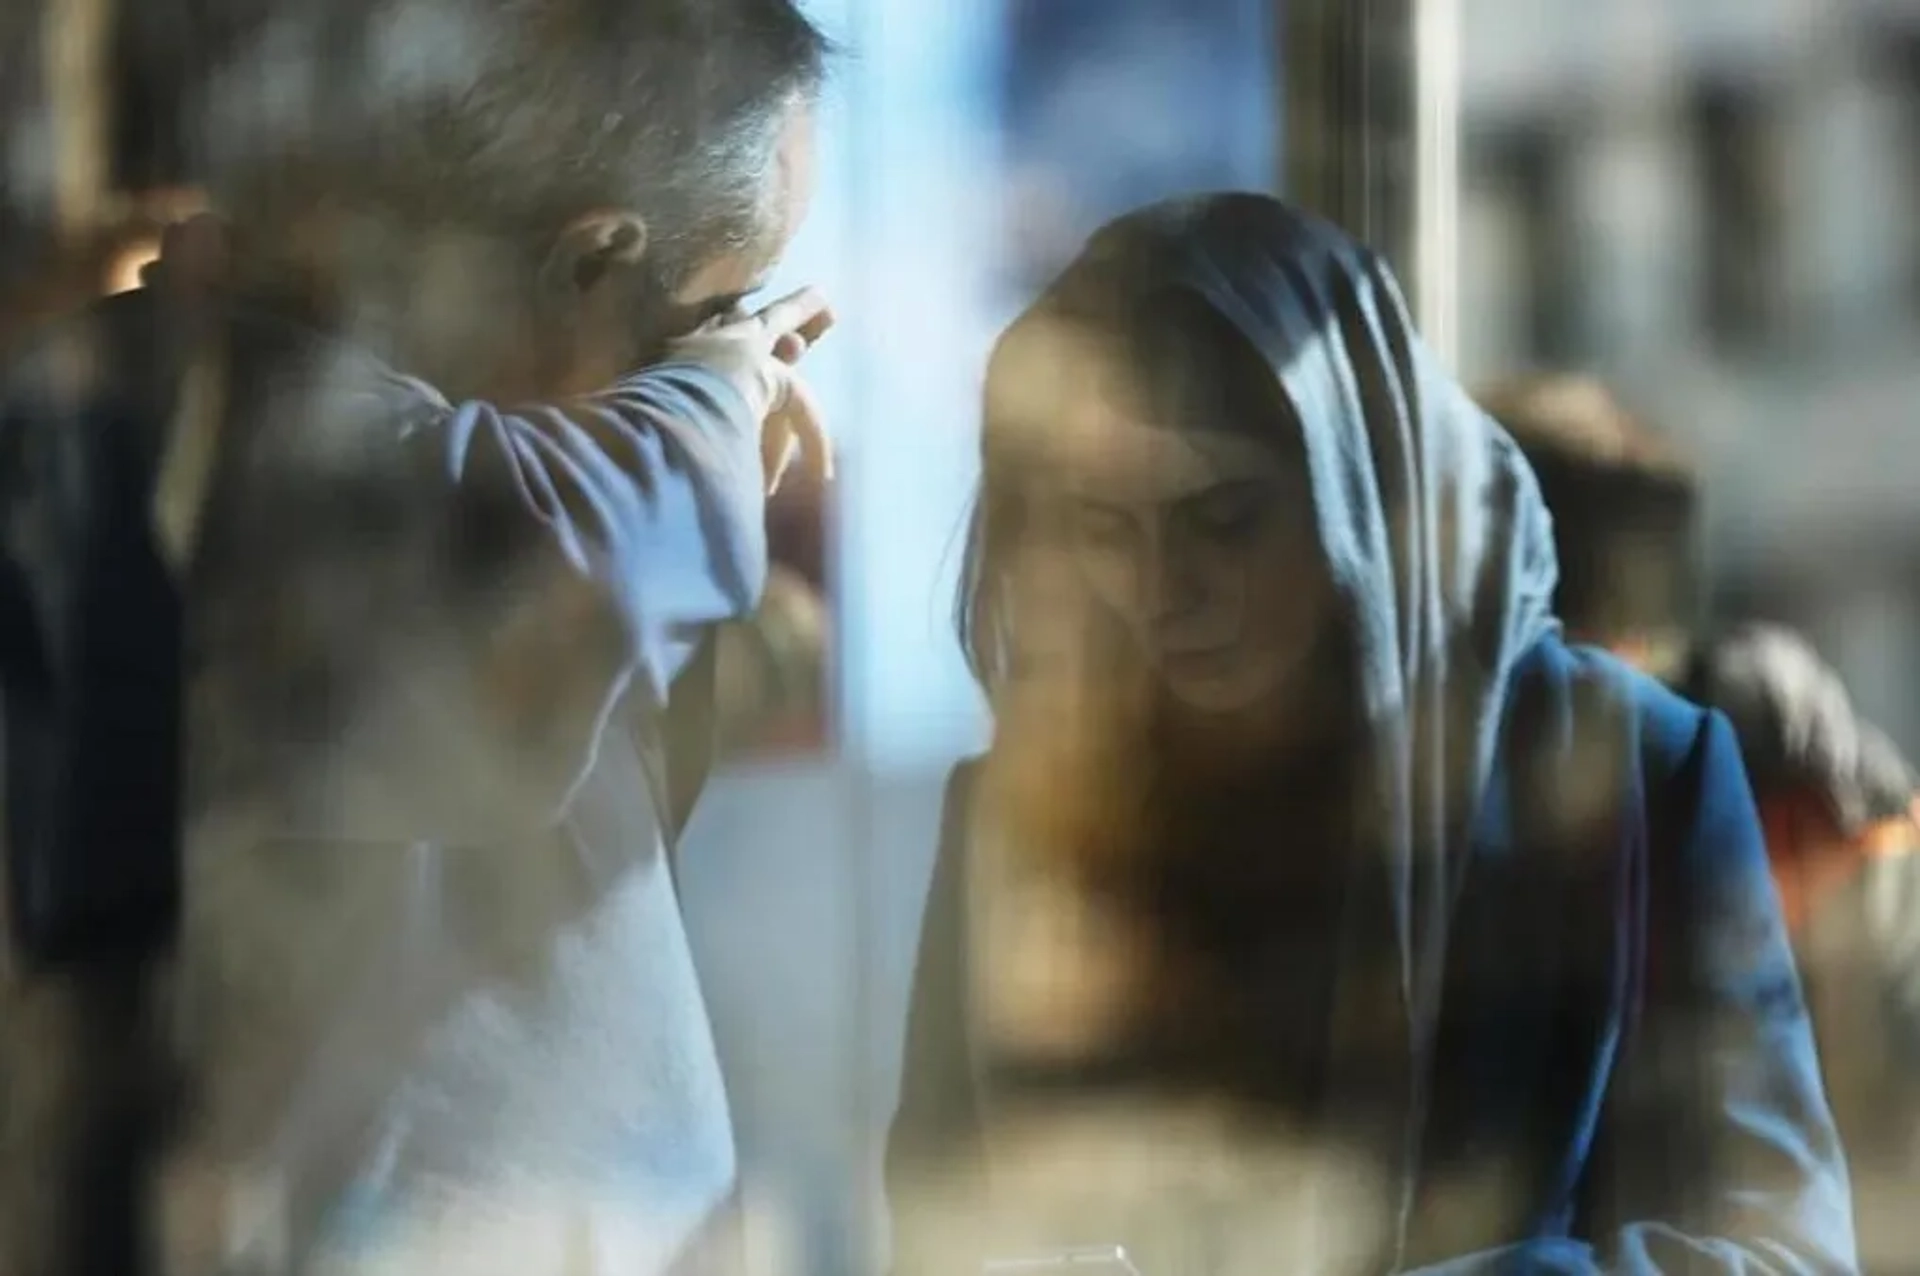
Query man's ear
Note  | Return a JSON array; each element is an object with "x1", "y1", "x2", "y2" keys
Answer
[{"x1": 541, "y1": 210, "x2": 651, "y2": 296}]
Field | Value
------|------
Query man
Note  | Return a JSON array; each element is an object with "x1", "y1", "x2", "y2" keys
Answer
[
  {"x1": 0, "y1": 1, "x2": 832, "y2": 1272},
  {"x1": 1483, "y1": 374, "x2": 1920, "y2": 1269}
]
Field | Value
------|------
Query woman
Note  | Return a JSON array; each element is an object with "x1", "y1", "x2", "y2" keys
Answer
[{"x1": 886, "y1": 195, "x2": 1854, "y2": 1273}]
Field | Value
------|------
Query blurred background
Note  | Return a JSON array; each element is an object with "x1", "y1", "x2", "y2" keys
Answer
[
  {"x1": 1456, "y1": 0, "x2": 1920, "y2": 757},
  {"x1": 1, "y1": 0, "x2": 1915, "y2": 1271}
]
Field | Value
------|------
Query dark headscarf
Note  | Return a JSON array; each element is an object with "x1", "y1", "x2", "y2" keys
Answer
[{"x1": 981, "y1": 193, "x2": 1562, "y2": 1259}]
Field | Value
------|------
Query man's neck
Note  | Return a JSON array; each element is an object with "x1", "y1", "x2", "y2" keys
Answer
[
  {"x1": 229, "y1": 218, "x2": 559, "y2": 402},
  {"x1": 239, "y1": 282, "x2": 556, "y2": 403}
]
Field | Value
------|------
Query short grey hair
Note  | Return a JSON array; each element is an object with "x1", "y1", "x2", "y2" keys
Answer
[{"x1": 195, "y1": 0, "x2": 830, "y2": 283}]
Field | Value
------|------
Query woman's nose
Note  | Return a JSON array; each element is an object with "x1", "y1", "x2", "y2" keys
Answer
[{"x1": 1137, "y1": 530, "x2": 1205, "y2": 623}]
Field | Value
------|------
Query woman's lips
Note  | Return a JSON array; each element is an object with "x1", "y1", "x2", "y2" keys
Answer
[{"x1": 1159, "y1": 643, "x2": 1238, "y2": 677}]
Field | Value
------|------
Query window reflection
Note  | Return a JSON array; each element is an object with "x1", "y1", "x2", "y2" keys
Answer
[{"x1": 2, "y1": 3, "x2": 1917, "y2": 1274}]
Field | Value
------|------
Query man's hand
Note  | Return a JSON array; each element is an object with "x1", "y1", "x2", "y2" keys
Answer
[{"x1": 665, "y1": 286, "x2": 835, "y2": 495}]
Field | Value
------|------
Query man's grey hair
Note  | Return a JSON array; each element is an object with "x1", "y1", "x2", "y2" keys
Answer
[{"x1": 193, "y1": 0, "x2": 830, "y2": 284}]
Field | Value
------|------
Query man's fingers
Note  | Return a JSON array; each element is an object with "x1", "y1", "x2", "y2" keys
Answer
[
  {"x1": 794, "y1": 304, "x2": 835, "y2": 347},
  {"x1": 763, "y1": 372, "x2": 832, "y2": 496},
  {"x1": 772, "y1": 305, "x2": 834, "y2": 363},
  {"x1": 753, "y1": 287, "x2": 833, "y2": 343},
  {"x1": 761, "y1": 416, "x2": 792, "y2": 492},
  {"x1": 783, "y1": 376, "x2": 832, "y2": 487}
]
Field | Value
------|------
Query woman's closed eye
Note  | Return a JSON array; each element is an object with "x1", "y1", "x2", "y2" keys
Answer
[
  {"x1": 1069, "y1": 500, "x2": 1140, "y2": 549},
  {"x1": 1178, "y1": 482, "x2": 1271, "y2": 546}
]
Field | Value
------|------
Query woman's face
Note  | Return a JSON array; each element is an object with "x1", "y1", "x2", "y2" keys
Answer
[{"x1": 1049, "y1": 380, "x2": 1328, "y2": 716}]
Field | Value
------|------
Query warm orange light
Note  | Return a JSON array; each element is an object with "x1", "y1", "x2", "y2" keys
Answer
[
  {"x1": 104, "y1": 236, "x2": 162, "y2": 295},
  {"x1": 1863, "y1": 802, "x2": 1920, "y2": 860}
]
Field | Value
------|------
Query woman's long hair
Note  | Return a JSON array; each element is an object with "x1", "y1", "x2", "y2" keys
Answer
[{"x1": 956, "y1": 265, "x2": 1346, "y2": 907}]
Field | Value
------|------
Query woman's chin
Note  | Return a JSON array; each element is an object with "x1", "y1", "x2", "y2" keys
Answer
[{"x1": 1159, "y1": 666, "x2": 1269, "y2": 716}]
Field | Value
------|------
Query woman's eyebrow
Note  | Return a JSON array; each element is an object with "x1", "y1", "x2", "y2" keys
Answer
[
  {"x1": 1064, "y1": 492, "x2": 1134, "y2": 515},
  {"x1": 1170, "y1": 478, "x2": 1268, "y2": 512}
]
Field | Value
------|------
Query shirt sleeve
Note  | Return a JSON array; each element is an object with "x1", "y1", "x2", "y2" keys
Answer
[
  {"x1": 194, "y1": 354, "x2": 773, "y2": 842},
  {"x1": 425, "y1": 362, "x2": 770, "y2": 704}
]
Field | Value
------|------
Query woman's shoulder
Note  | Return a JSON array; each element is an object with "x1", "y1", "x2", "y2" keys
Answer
[
  {"x1": 1513, "y1": 632, "x2": 1720, "y2": 781},
  {"x1": 1505, "y1": 636, "x2": 1768, "y2": 900}
]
